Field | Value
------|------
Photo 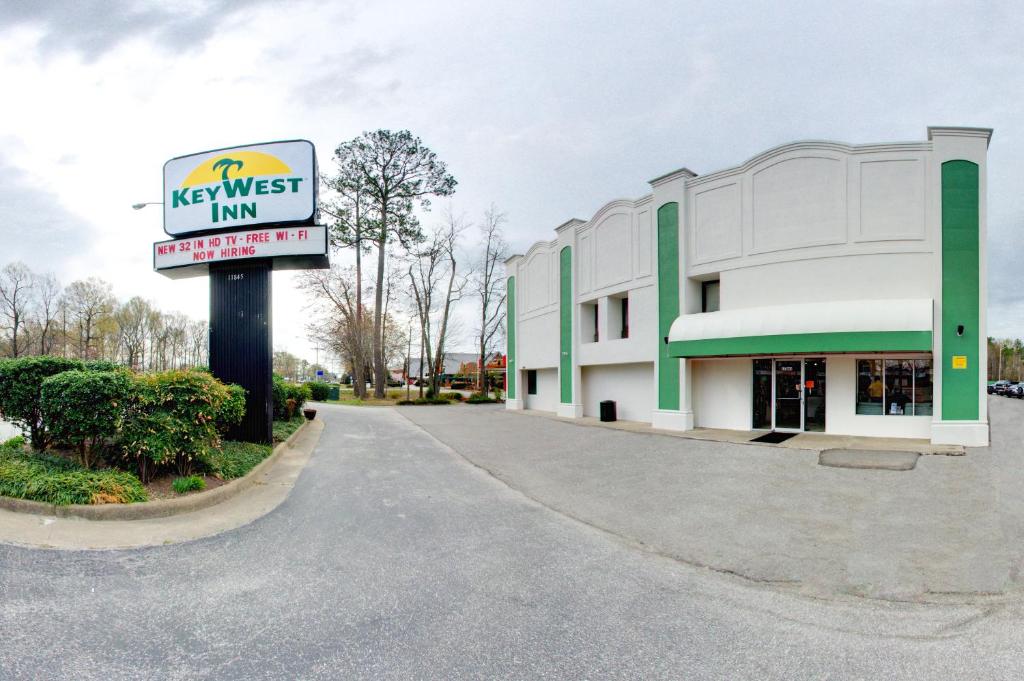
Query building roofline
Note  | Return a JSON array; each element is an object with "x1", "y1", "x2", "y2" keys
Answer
[{"x1": 927, "y1": 126, "x2": 993, "y2": 147}]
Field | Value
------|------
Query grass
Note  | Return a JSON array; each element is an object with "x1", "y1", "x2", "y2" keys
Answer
[
  {"x1": 328, "y1": 388, "x2": 407, "y2": 406},
  {"x1": 273, "y1": 415, "x2": 305, "y2": 442},
  {"x1": 0, "y1": 440, "x2": 148, "y2": 505},
  {"x1": 207, "y1": 441, "x2": 273, "y2": 480},
  {"x1": 172, "y1": 475, "x2": 206, "y2": 494}
]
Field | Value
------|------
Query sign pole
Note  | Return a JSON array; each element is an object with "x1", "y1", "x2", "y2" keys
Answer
[{"x1": 209, "y1": 260, "x2": 274, "y2": 443}]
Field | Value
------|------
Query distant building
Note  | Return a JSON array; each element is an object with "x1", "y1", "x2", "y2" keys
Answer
[{"x1": 505, "y1": 127, "x2": 990, "y2": 446}]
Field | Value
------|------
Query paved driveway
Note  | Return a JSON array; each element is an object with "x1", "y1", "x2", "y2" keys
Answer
[{"x1": 2, "y1": 404, "x2": 1024, "y2": 679}]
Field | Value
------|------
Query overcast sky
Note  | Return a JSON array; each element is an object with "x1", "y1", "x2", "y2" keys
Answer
[{"x1": 1, "y1": 1, "x2": 1021, "y2": 364}]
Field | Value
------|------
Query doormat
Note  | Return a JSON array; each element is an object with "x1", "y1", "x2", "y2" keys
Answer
[{"x1": 750, "y1": 431, "x2": 798, "y2": 444}]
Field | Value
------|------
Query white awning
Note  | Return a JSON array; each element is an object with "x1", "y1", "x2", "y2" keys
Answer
[{"x1": 667, "y1": 299, "x2": 933, "y2": 357}]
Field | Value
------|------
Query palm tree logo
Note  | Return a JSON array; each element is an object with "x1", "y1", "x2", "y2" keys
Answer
[{"x1": 212, "y1": 157, "x2": 244, "y2": 181}]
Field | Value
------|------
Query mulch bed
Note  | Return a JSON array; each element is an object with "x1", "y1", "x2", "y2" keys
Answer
[{"x1": 144, "y1": 474, "x2": 227, "y2": 500}]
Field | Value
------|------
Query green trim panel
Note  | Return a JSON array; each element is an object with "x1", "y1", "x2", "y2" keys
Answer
[
  {"x1": 506, "y1": 276, "x2": 516, "y2": 399},
  {"x1": 941, "y1": 160, "x2": 980, "y2": 421},
  {"x1": 657, "y1": 203, "x2": 680, "y2": 410},
  {"x1": 559, "y1": 247, "x2": 572, "y2": 403},
  {"x1": 668, "y1": 330, "x2": 933, "y2": 358}
]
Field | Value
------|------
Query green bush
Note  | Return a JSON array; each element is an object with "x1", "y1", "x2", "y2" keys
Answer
[
  {"x1": 441, "y1": 392, "x2": 464, "y2": 402},
  {"x1": 216, "y1": 384, "x2": 247, "y2": 434},
  {"x1": 272, "y1": 375, "x2": 311, "y2": 420},
  {"x1": 306, "y1": 382, "x2": 331, "y2": 401},
  {"x1": 207, "y1": 441, "x2": 272, "y2": 479},
  {"x1": 0, "y1": 356, "x2": 85, "y2": 449},
  {"x1": 0, "y1": 442, "x2": 147, "y2": 505},
  {"x1": 466, "y1": 394, "x2": 498, "y2": 404},
  {"x1": 82, "y1": 359, "x2": 120, "y2": 372},
  {"x1": 41, "y1": 369, "x2": 134, "y2": 469},
  {"x1": 172, "y1": 475, "x2": 206, "y2": 494},
  {"x1": 122, "y1": 369, "x2": 234, "y2": 480}
]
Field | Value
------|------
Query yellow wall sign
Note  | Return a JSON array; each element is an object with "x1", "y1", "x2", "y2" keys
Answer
[{"x1": 952, "y1": 355, "x2": 968, "y2": 369}]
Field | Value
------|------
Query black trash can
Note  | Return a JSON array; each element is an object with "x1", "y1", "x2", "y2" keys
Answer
[{"x1": 599, "y1": 400, "x2": 617, "y2": 422}]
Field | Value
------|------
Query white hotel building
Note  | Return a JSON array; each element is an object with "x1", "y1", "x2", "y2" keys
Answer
[{"x1": 505, "y1": 127, "x2": 990, "y2": 446}]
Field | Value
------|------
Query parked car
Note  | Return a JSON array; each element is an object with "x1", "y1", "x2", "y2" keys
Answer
[
  {"x1": 1008, "y1": 383, "x2": 1024, "y2": 398},
  {"x1": 991, "y1": 380, "x2": 1011, "y2": 395}
]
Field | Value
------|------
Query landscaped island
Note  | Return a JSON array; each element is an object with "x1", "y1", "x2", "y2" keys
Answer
[{"x1": 0, "y1": 357, "x2": 310, "y2": 505}]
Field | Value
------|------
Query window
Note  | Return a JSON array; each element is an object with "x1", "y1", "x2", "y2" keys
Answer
[
  {"x1": 527, "y1": 370, "x2": 537, "y2": 395},
  {"x1": 620, "y1": 296, "x2": 629, "y2": 339},
  {"x1": 580, "y1": 302, "x2": 598, "y2": 343},
  {"x1": 856, "y1": 358, "x2": 932, "y2": 415},
  {"x1": 702, "y1": 280, "x2": 720, "y2": 313}
]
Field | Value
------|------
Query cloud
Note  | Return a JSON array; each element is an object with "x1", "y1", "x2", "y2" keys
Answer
[
  {"x1": 0, "y1": 0, "x2": 285, "y2": 60},
  {"x1": 0, "y1": 155, "x2": 93, "y2": 274}
]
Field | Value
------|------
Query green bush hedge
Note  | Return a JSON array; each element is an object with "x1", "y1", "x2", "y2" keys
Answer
[
  {"x1": 397, "y1": 397, "x2": 451, "y2": 405},
  {"x1": 0, "y1": 356, "x2": 85, "y2": 449},
  {"x1": 440, "y1": 392, "x2": 464, "y2": 402},
  {"x1": 466, "y1": 394, "x2": 498, "y2": 404},
  {"x1": 306, "y1": 382, "x2": 331, "y2": 401},
  {"x1": 0, "y1": 440, "x2": 147, "y2": 505},
  {"x1": 216, "y1": 383, "x2": 247, "y2": 434},
  {"x1": 41, "y1": 369, "x2": 133, "y2": 469},
  {"x1": 272, "y1": 375, "x2": 311, "y2": 420},
  {"x1": 122, "y1": 370, "x2": 234, "y2": 480}
]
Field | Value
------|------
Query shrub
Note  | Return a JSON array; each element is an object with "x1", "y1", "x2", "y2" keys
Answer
[
  {"x1": 466, "y1": 394, "x2": 498, "y2": 404},
  {"x1": 216, "y1": 384, "x2": 247, "y2": 434},
  {"x1": 172, "y1": 475, "x2": 206, "y2": 494},
  {"x1": 208, "y1": 441, "x2": 272, "y2": 479},
  {"x1": 0, "y1": 356, "x2": 85, "y2": 449},
  {"x1": 272, "y1": 416, "x2": 304, "y2": 443},
  {"x1": 441, "y1": 392, "x2": 464, "y2": 402},
  {"x1": 82, "y1": 359, "x2": 120, "y2": 372},
  {"x1": 306, "y1": 382, "x2": 331, "y2": 401},
  {"x1": 272, "y1": 375, "x2": 311, "y2": 420},
  {"x1": 41, "y1": 369, "x2": 134, "y2": 469},
  {"x1": 0, "y1": 441, "x2": 147, "y2": 505},
  {"x1": 122, "y1": 369, "x2": 233, "y2": 480},
  {"x1": 3, "y1": 435, "x2": 25, "y2": 449}
]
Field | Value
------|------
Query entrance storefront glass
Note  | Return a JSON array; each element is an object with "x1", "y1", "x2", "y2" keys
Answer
[{"x1": 752, "y1": 357, "x2": 827, "y2": 432}]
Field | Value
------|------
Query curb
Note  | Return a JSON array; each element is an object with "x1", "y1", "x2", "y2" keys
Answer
[{"x1": 0, "y1": 419, "x2": 313, "y2": 521}]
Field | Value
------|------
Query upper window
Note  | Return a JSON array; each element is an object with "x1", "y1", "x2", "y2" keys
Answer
[
  {"x1": 702, "y1": 280, "x2": 720, "y2": 313},
  {"x1": 856, "y1": 358, "x2": 932, "y2": 416},
  {"x1": 620, "y1": 296, "x2": 629, "y2": 339}
]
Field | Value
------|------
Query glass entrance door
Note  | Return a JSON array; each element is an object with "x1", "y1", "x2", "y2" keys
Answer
[
  {"x1": 803, "y1": 358, "x2": 826, "y2": 432},
  {"x1": 773, "y1": 359, "x2": 803, "y2": 431}
]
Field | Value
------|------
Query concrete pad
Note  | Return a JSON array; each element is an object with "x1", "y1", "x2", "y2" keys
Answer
[{"x1": 819, "y1": 449, "x2": 920, "y2": 471}]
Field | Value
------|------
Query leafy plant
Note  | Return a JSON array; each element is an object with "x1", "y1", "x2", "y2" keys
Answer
[
  {"x1": 272, "y1": 375, "x2": 311, "y2": 420},
  {"x1": 466, "y1": 394, "x2": 497, "y2": 404},
  {"x1": 440, "y1": 392, "x2": 464, "y2": 402},
  {"x1": 0, "y1": 356, "x2": 84, "y2": 449},
  {"x1": 272, "y1": 416, "x2": 304, "y2": 443},
  {"x1": 216, "y1": 383, "x2": 246, "y2": 434},
  {"x1": 121, "y1": 369, "x2": 234, "y2": 480},
  {"x1": 306, "y1": 382, "x2": 331, "y2": 401},
  {"x1": 0, "y1": 441, "x2": 147, "y2": 505},
  {"x1": 41, "y1": 369, "x2": 133, "y2": 469},
  {"x1": 208, "y1": 441, "x2": 272, "y2": 479},
  {"x1": 82, "y1": 359, "x2": 120, "y2": 372},
  {"x1": 172, "y1": 475, "x2": 206, "y2": 494}
]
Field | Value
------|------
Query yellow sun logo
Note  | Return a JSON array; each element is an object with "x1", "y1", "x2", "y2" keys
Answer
[{"x1": 181, "y1": 151, "x2": 292, "y2": 188}]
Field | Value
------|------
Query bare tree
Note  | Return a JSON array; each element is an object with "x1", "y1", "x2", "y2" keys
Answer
[
  {"x1": 0, "y1": 262, "x2": 34, "y2": 357},
  {"x1": 298, "y1": 265, "x2": 373, "y2": 389},
  {"x1": 408, "y1": 214, "x2": 469, "y2": 396},
  {"x1": 333, "y1": 129, "x2": 457, "y2": 398},
  {"x1": 472, "y1": 205, "x2": 509, "y2": 396},
  {"x1": 116, "y1": 297, "x2": 152, "y2": 369},
  {"x1": 32, "y1": 272, "x2": 61, "y2": 356},
  {"x1": 63, "y1": 278, "x2": 116, "y2": 360}
]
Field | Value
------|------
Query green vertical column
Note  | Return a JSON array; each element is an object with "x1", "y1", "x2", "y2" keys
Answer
[
  {"x1": 559, "y1": 246, "x2": 573, "y2": 404},
  {"x1": 657, "y1": 202, "x2": 680, "y2": 410},
  {"x1": 506, "y1": 276, "x2": 516, "y2": 399},
  {"x1": 941, "y1": 160, "x2": 980, "y2": 420}
]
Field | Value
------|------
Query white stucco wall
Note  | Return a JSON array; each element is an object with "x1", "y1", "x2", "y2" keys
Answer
[
  {"x1": 580, "y1": 363, "x2": 654, "y2": 423},
  {"x1": 524, "y1": 368, "x2": 559, "y2": 413},
  {"x1": 824, "y1": 356, "x2": 932, "y2": 439},
  {"x1": 692, "y1": 359, "x2": 753, "y2": 430}
]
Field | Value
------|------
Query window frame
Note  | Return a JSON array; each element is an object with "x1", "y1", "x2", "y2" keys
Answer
[
  {"x1": 855, "y1": 356, "x2": 932, "y2": 416},
  {"x1": 702, "y1": 280, "x2": 720, "y2": 313}
]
